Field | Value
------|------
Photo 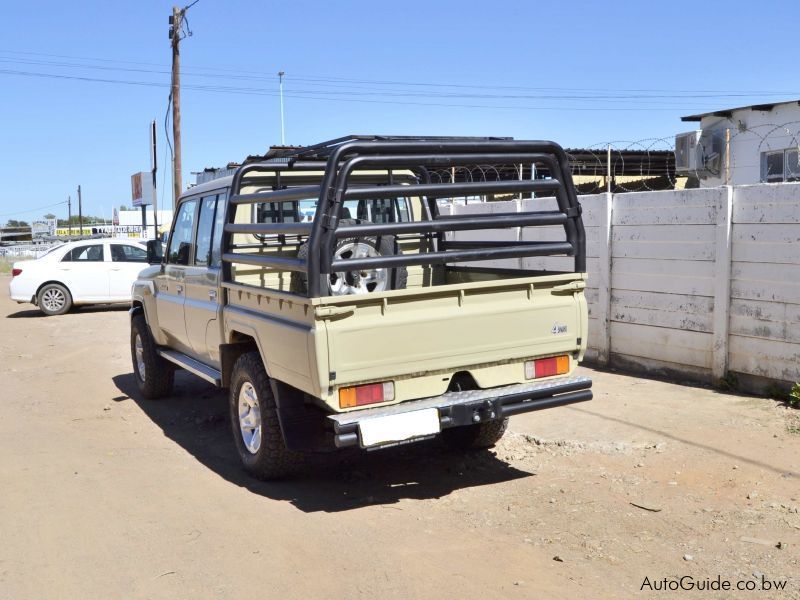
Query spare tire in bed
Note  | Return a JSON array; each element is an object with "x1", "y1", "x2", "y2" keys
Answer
[{"x1": 290, "y1": 219, "x2": 408, "y2": 296}]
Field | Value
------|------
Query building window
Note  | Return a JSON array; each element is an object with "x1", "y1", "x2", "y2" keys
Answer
[
  {"x1": 786, "y1": 149, "x2": 800, "y2": 182},
  {"x1": 761, "y1": 148, "x2": 800, "y2": 183}
]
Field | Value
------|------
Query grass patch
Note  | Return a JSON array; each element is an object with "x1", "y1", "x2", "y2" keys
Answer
[
  {"x1": 790, "y1": 382, "x2": 800, "y2": 409},
  {"x1": 0, "y1": 257, "x2": 14, "y2": 275},
  {"x1": 0, "y1": 256, "x2": 32, "y2": 275}
]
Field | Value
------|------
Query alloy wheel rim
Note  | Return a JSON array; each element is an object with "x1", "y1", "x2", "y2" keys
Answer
[
  {"x1": 329, "y1": 242, "x2": 388, "y2": 295},
  {"x1": 42, "y1": 288, "x2": 65, "y2": 312},
  {"x1": 238, "y1": 382, "x2": 262, "y2": 454},
  {"x1": 134, "y1": 334, "x2": 146, "y2": 381}
]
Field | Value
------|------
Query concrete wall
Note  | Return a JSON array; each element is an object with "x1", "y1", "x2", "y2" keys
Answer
[{"x1": 445, "y1": 182, "x2": 800, "y2": 392}]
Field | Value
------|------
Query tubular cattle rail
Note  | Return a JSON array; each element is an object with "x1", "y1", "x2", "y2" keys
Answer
[{"x1": 222, "y1": 136, "x2": 586, "y2": 298}]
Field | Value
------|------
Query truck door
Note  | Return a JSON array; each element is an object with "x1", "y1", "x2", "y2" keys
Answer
[
  {"x1": 184, "y1": 193, "x2": 225, "y2": 365},
  {"x1": 155, "y1": 198, "x2": 198, "y2": 353}
]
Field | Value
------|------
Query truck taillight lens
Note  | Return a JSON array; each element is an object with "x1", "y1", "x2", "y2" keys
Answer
[
  {"x1": 339, "y1": 382, "x2": 395, "y2": 409},
  {"x1": 525, "y1": 355, "x2": 569, "y2": 379},
  {"x1": 11, "y1": 268, "x2": 22, "y2": 277}
]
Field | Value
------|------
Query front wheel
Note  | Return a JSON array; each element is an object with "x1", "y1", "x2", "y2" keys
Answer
[
  {"x1": 130, "y1": 313, "x2": 174, "y2": 399},
  {"x1": 229, "y1": 352, "x2": 303, "y2": 480},
  {"x1": 441, "y1": 418, "x2": 509, "y2": 450}
]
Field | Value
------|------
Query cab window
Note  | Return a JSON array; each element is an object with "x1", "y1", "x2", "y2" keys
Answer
[
  {"x1": 195, "y1": 195, "x2": 218, "y2": 266},
  {"x1": 210, "y1": 195, "x2": 226, "y2": 267},
  {"x1": 168, "y1": 199, "x2": 198, "y2": 265}
]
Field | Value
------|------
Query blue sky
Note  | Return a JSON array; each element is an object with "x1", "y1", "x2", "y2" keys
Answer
[{"x1": 1, "y1": 0, "x2": 798, "y2": 221}]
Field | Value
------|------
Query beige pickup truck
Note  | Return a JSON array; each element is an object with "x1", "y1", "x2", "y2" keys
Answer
[{"x1": 131, "y1": 135, "x2": 592, "y2": 479}]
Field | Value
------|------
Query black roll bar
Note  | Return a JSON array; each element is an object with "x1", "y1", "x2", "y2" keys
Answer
[{"x1": 223, "y1": 138, "x2": 587, "y2": 298}]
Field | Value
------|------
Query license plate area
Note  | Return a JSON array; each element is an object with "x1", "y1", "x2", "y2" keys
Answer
[{"x1": 358, "y1": 408, "x2": 441, "y2": 448}]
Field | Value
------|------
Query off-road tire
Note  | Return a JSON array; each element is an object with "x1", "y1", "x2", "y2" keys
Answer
[
  {"x1": 130, "y1": 313, "x2": 174, "y2": 399},
  {"x1": 290, "y1": 219, "x2": 408, "y2": 295},
  {"x1": 37, "y1": 283, "x2": 72, "y2": 316},
  {"x1": 229, "y1": 352, "x2": 303, "y2": 480},
  {"x1": 441, "y1": 418, "x2": 509, "y2": 450}
]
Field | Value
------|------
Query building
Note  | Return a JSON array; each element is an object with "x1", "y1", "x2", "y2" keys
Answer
[{"x1": 677, "y1": 99, "x2": 800, "y2": 187}]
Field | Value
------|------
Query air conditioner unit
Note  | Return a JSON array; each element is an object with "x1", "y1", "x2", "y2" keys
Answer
[{"x1": 675, "y1": 130, "x2": 723, "y2": 177}]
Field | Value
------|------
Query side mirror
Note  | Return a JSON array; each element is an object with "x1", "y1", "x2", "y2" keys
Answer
[{"x1": 146, "y1": 239, "x2": 164, "y2": 265}]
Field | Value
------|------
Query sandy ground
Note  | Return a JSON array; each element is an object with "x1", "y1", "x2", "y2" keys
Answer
[{"x1": 1, "y1": 276, "x2": 798, "y2": 599}]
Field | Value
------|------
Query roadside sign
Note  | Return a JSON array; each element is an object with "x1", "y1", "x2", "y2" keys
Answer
[{"x1": 131, "y1": 172, "x2": 154, "y2": 207}]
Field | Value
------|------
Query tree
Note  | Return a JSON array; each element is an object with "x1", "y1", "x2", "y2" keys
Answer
[
  {"x1": 43, "y1": 213, "x2": 57, "y2": 220},
  {"x1": 4, "y1": 220, "x2": 29, "y2": 228},
  {"x1": 119, "y1": 204, "x2": 130, "y2": 211}
]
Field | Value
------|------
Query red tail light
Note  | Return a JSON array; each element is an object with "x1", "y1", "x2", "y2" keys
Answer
[
  {"x1": 11, "y1": 268, "x2": 22, "y2": 277},
  {"x1": 339, "y1": 381, "x2": 395, "y2": 409},
  {"x1": 525, "y1": 355, "x2": 570, "y2": 379}
]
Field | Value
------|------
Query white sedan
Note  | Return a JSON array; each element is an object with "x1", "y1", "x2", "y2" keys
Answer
[{"x1": 8, "y1": 239, "x2": 150, "y2": 316}]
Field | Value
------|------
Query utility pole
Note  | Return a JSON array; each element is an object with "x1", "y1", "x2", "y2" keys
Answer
[
  {"x1": 77, "y1": 185, "x2": 83, "y2": 237},
  {"x1": 170, "y1": 5, "x2": 183, "y2": 209},
  {"x1": 67, "y1": 195, "x2": 72, "y2": 238},
  {"x1": 278, "y1": 70, "x2": 285, "y2": 145},
  {"x1": 151, "y1": 120, "x2": 159, "y2": 239}
]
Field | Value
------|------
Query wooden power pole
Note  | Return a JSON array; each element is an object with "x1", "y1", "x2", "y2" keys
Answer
[{"x1": 170, "y1": 5, "x2": 183, "y2": 209}]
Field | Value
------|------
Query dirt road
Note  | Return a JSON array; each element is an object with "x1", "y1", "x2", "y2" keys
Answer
[{"x1": 1, "y1": 277, "x2": 798, "y2": 599}]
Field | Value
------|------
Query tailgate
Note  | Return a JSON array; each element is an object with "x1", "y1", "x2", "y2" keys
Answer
[{"x1": 320, "y1": 273, "x2": 587, "y2": 392}]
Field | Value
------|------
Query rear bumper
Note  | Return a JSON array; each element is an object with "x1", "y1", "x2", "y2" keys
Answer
[{"x1": 329, "y1": 375, "x2": 592, "y2": 449}]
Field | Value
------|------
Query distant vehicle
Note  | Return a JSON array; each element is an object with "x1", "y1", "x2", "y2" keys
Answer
[{"x1": 8, "y1": 239, "x2": 148, "y2": 315}]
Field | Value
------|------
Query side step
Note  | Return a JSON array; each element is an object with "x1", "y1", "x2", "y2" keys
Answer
[{"x1": 158, "y1": 349, "x2": 222, "y2": 386}]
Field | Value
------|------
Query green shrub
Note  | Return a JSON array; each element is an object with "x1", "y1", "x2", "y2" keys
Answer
[{"x1": 789, "y1": 382, "x2": 800, "y2": 408}]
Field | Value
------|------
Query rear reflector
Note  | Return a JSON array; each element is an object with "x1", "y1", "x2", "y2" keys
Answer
[
  {"x1": 339, "y1": 381, "x2": 395, "y2": 409},
  {"x1": 11, "y1": 268, "x2": 22, "y2": 277},
  {"x1": 525, "y1": 355, "x2": 569, "y2": 379}
]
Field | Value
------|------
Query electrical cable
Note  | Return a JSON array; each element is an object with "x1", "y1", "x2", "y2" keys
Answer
[{"x1": 0, "y1": 200, "x2": 68, "y2": 218}]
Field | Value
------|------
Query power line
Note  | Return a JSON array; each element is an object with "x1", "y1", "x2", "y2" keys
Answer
[
  {"x1": 0, "y1": 200, "x2": 68, "y2": 218},
  {"x1": 4, "y1": 56, "x2": 796, "y2": 104},
  {"x1": 0, "y1": 68, "x2": 723, "y2": 112},
  {"x1": 1, "y1": 49, "x2": 798, "y2": 98}
]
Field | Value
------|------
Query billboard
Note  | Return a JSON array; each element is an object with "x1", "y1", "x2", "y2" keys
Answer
[
  {"x1": 31, "y1": 218, "x2": 56, "y2": 237},
  {"x1": 131, "y1": 172, "x2": 154, "y2": 207}
]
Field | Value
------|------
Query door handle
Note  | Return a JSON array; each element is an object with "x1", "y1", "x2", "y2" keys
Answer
[
  {"x1": 209, "y1": 290, "x2": 217, "y2": 301},
  {"x1": 176, "y1": 284, "x2": 184, "y2": 294}
]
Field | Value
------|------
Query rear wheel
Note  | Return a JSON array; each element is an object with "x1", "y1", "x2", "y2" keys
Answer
[
  {"x1": 441, "y1": 418, "x2": 509, "y2": 450},
  {"x1": 130, "y1": 313, "x2": 174, "y2": 399},
  {"x1": 229, "y1": 352, "x2": 303, "y2": 480},
  {"x1": 38, "y1": 283, "x2": 72, "y2": 316}
]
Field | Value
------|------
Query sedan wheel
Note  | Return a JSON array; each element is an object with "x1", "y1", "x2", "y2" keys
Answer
[{"x1": 37, "y1": 283, "x2": 72, "y2": 316}]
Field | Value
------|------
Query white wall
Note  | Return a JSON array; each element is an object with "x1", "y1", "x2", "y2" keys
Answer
[{"x1": 446, "y1": 182, "x2": 800, "y2": 390}]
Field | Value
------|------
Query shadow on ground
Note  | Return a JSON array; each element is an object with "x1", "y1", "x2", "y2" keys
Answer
[
  {"x1": 7, "y1": 304, "x2": 130, "y2": 319},
  {"x1": 112, "y1": 372, "x2": 532, "y2": 513}
]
